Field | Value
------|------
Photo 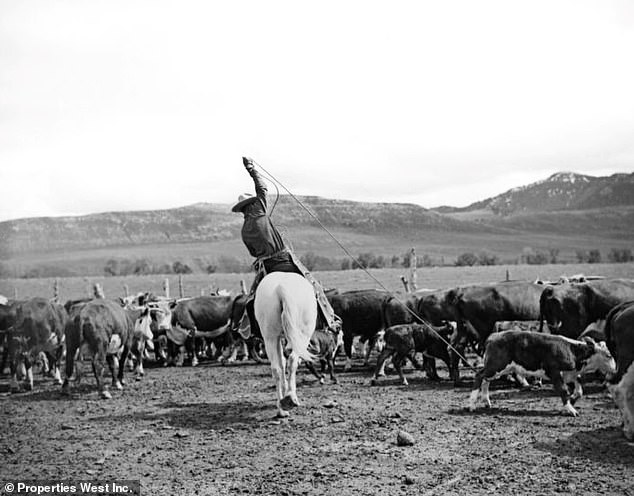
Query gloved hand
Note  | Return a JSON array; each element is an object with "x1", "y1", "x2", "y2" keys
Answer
[{"x1": 242, "y1": 157, "x2": 254, "y2": 171}]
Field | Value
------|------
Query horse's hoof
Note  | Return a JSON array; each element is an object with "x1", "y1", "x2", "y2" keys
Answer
[
  {"x1": 319, "y1": 378, "x2": 325, "y2": 385},
  {"x1": 370, "y1": 378, "x2": 378, "y2": 386},
  {"x1": 280, "y1": 395, "x2": 299, "y2": 410},
  {"x1": 276, "y1": 409, "x2": 290, "y2": 418},
  {"x1": 101, "y1": 390, "x2": 112, "y2": 400}
]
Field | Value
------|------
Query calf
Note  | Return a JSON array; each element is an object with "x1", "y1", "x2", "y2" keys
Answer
[
  {"x1": 303, "y1": 329, "x2": 343, "y2": 384},
  {"x1": 371, "y1": 322, "x2": 454, "y2": 386},
  {"x1": 469, "y1": 331, "x2": 616, "y2": 416},
  {"x1": 609, "y1": 362, "x2": 634, "y2": 440}
]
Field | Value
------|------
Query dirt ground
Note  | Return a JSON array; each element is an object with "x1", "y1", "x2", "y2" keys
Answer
[{"x1": 2, "y1": 354, "x2": 633, "y2": 496}]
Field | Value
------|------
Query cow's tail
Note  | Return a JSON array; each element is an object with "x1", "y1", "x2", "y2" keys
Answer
[{"x1": 277, "y1": 284, "x2": 315, "y2": 362}]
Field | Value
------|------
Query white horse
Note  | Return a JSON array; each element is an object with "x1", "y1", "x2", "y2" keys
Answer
[{"x1": 255, "y1": 272, "x2": 317, "y2": 417}]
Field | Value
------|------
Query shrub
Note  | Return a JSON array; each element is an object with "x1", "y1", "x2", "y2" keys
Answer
[
  {"x1": 608, "y1": 248, "x2": 633, "y2": 263},
  {"x1": 172, "y1": 261, "x2": 193, "y2": 274},
  {"x1": 521, "y1": 247, "x2": 549, "y2": 265},
  {"x1": 477, "y1": 252, "x2": 499, "y2": 266},
  {"x1": 587, "y1": 249, "x2": 602, "y2": 264},
  {"x1": 455, "y1": 252, "x2": 478, "y2": 267}
]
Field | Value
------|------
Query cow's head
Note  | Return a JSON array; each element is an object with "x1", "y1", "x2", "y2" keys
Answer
[
  {"x1": 150, "y1": 306, "x2": 172, "y2": 332},
  {"x1": 579, "y1": 337, "x2": 616, "y2": 376},
  {"x1": 540, "y1": 286, "x2": 564, "y2": 331},
  {"x1": 541, "y1": 285, "x2": 596, "y2": 337},
  {"x1": 418, "y1": 290, "x2": 456, "y2": 325}
]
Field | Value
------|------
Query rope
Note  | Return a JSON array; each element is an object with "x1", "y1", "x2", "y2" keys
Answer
[{"x1": 251, "y1": 159, "x2": 478, "y2": 373}]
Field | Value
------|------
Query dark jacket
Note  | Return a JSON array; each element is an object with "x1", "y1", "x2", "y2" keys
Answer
[{"x1": 241, "y1": 169, "x2": 286, "y2": 259}]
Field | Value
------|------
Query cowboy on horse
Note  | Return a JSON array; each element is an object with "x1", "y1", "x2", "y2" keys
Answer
[{"x1": 232, "y1": 157, "x2": 340, "y2": 337}]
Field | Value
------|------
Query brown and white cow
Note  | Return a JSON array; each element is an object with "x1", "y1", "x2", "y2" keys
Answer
[{"x1": 469, "y1": 330, "x2": 616, "y2": 416}]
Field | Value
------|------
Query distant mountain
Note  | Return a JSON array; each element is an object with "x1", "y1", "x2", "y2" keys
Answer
[
  {"x1": 435, "y1": 172, "x2": 634, "y2": 217},
  {"x1": 0, "y1": 196, "x2": 500, "y2": 257}
]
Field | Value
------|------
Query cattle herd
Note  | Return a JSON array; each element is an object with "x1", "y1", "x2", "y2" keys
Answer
[{"x1": 1, "y1": 276, "x2": 634, "y2": 441}]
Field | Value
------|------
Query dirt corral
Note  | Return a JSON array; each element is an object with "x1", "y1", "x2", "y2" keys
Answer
[{"x1": 2, "y1": 355, "x2": 633, "y2": 496}]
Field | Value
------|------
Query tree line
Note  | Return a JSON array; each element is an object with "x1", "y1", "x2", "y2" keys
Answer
[{"x1": 1, "y1": 247, "x2": 632, "y2": 279}]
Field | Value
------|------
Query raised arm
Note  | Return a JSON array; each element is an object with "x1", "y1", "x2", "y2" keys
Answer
[{"x1": 242, "y1": 157, "x2": 268, "y2": 207}]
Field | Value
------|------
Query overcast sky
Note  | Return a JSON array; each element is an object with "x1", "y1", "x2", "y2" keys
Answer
[{"x1": 1, "y1": 0, "x2": 633, "y2": 222}]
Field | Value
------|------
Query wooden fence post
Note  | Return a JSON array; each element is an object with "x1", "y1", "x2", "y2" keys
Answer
[
  {"x1": 164, "y1": 279, "x2": 170, "y2": 299},
  {"x1": 506, "y1": 269, "x2": 510, "y2": 282},
  {"x1": 409, "y1": 248, "x2": 417, "y2": 292},
  {"x1": 178, "y1": 275, "x2": 184, "y2": 299},
  {"x1": 240, "y1": 280, "x2": 247, "y2": 295},
  {"x1": 14, "y1": 287, "x2": 18, "y2": 300},
  {"x1": 123, "y1": 284, "x2": 129, "y2": 298},
  {"x1": 53, "y1": 278, "x2": 59, "y2": 302}
]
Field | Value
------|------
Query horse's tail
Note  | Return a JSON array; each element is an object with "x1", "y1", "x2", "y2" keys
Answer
[{"x1": 278, "y1": 284, "x2": 315, "y2": 362}]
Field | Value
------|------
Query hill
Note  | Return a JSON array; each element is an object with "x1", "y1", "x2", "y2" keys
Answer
[
  {"x1": 435, "y1": 172, "x2": 634, "y2": 217},
  {"x1": 0, "y1": 196, "x2": 502, "y2": 258},
  {"x1": 1, "y1": 172, "x2": 632, "y2": 277}
]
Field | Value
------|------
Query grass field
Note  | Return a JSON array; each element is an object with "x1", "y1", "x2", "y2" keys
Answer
[
  {"x1": 2, "y1": 224, "x2": 632, "y2": 279},
  {"x1": 1, "y1": 262, "x2": 633, "y2": 301}
]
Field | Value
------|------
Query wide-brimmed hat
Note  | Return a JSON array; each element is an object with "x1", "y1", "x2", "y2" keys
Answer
[{"x1": 231, "y1": 193, "x2": 258, "y2": 212}]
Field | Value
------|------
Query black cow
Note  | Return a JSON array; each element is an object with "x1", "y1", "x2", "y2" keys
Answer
[
  {"x1": 168, "y1": 295, "x2": 243, "y2": 366},
  {"x1": 8, "y1": 297, "x2": 67, "y2": 392},
  {"x1": 62, "y1": 299, "x2": 140, "y2": 399},
  {"x1": 371, "y1": 322, "x2": 455, "y2": 386},
  {"x1": 469, "y1": 331, "x2": 616, "y2": 416},
  {"x1": 327, "y1": 289, "x2": 391, "y2": 370},
  {"x1": 539, "y1": 278, "x2": 634, "y2": 339},
  {"x1": 604, "y1": 300, "x2": 634, "y2": 383},
  {"x1": 448, "y1": 282, "x2": 545, "y2": 384}
]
